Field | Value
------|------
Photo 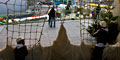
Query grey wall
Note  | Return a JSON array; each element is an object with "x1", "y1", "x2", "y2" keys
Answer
[{"x1": 0, "y1": 0, "x2": 27, "y2": 15}]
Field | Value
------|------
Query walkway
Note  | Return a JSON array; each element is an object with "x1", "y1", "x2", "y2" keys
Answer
[{"x1": 0, "y1": 19, "x2": 95, "y2": 49}]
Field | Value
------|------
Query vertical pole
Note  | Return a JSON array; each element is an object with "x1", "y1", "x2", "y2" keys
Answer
[
  {"x1": 79, "y1": 0, "x2": 82, "y2": 42},
  {"x1": 6, "y1": 15, "x2": 9, "y2": 47},
  {"x1": 27, "y1": 0, "x2": 29, "y2": 9},
  {"x1": 6, "y1": 1, "x2": 9, "y2": 47}
]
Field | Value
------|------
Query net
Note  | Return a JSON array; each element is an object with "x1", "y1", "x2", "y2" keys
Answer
[{"x1": 0, "y1": 0, "x2": 118, "y2": 60}]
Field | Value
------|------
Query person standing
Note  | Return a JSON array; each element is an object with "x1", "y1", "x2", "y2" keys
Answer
[
  {"x1": 14, "y1": 38, "x2": 28, "y2": 60},
  {"x1": 48, "y1": 7, "x2": 56, "y2": 27},
  {"x1": 91, "y1": 21, "x2": 109, "y2": 60},
  {"x1": 48, "y1": 7, "x2": 51, "y2": 24},
  {"x1": 96, "y1": 4, "x2": 101, "y2": 19}
]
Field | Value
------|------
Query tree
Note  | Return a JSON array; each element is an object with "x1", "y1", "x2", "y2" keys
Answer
[{"x1": 65, "y1": 1, "x2": 72, "y2": 15}]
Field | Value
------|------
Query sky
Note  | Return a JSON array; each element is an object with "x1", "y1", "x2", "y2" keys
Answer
[{"x1": 0, "y1": 0, "x2": 27, "y2": 15}]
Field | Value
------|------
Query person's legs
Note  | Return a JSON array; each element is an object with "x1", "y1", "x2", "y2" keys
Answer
[
  {"x1": 50, "y1": 17, "x2": 53, "y2": 27},
  {"x1": 96, "y1": 13, "x2": 98, "y2": 19},
  {"x1": 49, "y1": 16, "x2": 51, "y2": 24},
  {"x1": 92, "y1": 46, "x2": 104, "y2": 60},
  {"x1": 53, "y1": 17, "x2": 56, "y2": 27},
  {"x1": 98, "y1": 13, "x2": 99, "y2": 19},
  {"x1": 98, "y1": 47, "x2": 104, "y2": 60},
  {"x1": 91, "y1": 46, "x2": 98, "y2": 60}
]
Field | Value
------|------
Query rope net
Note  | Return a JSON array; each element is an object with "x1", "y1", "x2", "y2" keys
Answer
[
  {"x1": 0, "y1": 0, "x2": 93, "y2": 59},
  {"x1": 0, "y1": 0, "x2": 49, "y2": 48},
  {"x1": 0, "y1": 0, "x2": 94, "y2": 48},
  {"x1": 0, "y1": 0, "x2": 119, "y2": 60}
]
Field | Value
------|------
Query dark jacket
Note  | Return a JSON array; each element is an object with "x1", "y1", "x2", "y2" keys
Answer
[
  {"x1": 93, "y1": 28, "x2": 108, "y2": 45},
  {"x1": 96, "y1": 6, "x2": 101, "y2": 13},
  {"x1": 48, "y1": 8, "x2": 55, "y2": 17},
  {"x1": 14, "y1": 45, "x2": 28, "y2": 60}
]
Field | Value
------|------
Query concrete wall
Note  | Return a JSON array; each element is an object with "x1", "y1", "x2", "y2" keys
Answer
[
  {"x1": 112, "y1": 0, "x2": 120, "y2": 42},
  {"x1": 112, "y1": 0, "x2": 120, "y2": 16}
]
